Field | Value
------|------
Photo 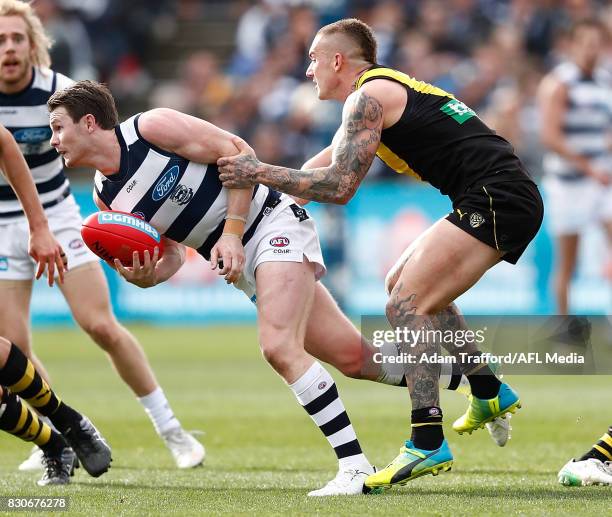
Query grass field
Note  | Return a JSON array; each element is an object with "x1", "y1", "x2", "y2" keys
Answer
[{"x1": 1, "y1": 325, "x2": 611, "y2": 516}]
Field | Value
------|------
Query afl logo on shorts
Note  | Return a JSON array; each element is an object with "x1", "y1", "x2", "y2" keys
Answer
[
  {"x1": 69, "y1": 238, "x2": 84, "y2": 249},
  {"x1": 469, "y1": 212, "x2": 485, "y2": 228},
  {"x1": 270, "y1": 237, "x2": 290, "y2": 247}
]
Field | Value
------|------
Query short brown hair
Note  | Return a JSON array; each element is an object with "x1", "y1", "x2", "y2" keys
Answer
[
  {"x1": 318, "y1": 18, "x2": 377, "y2": 64},
  {"x1": 48, "y1": 80, "x2": 118, "y2": 129}
]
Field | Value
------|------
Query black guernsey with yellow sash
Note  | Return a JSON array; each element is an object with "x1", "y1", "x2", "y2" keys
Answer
[
  {"x1": 356, "y1": 66, "x2": 531, "y2": 200},
  {"x1": 356, "y1": 66, "x2": 543, "y2": 264}
]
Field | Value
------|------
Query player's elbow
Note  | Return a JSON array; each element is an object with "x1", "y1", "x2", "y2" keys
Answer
[{"x1": 335, "y1": 187, "x2": 356, "y2": 205}]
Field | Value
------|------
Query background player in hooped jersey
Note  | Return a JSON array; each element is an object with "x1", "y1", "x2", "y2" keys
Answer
[
  {"x1": 0, "y1": 121, "x2": 111, "y2": 485},
  {"x1": 0, "y1": 0, "x2": 204, "y2": 470},
  {"x1": 217, "y1": 18, "x2": 544, "y2": 491},
  {"x1": 538, "y1": 18, "x2": 612, "y2": 315}
]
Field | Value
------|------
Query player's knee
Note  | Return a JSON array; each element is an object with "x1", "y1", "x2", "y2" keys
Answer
[
  {"x1": 259, "y1": 338, "x2": 298, "y2": 373},
  {"x1": 386, "y1": 291, "x2": 442, "y2": 320},
  {"x1": 81, "y1": 316, "x2": 121, "y2": 351},
  {"x1": 384, "y1": 269, "x2": 398, "y2": 296},
  {"x1": 336, "y1": 352, "x2": 364, "y2": 379}
]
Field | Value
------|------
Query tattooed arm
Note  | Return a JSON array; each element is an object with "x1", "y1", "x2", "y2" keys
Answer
[{"x1": 217, "y1": 89, "x2": 384, "y2": 204}]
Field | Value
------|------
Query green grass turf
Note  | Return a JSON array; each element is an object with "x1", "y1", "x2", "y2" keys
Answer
[{"x1": 1, "y1": 325, "x2": 611, "y2": 516}]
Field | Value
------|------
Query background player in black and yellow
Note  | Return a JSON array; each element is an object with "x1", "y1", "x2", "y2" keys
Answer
[
  {"x1": 0, "y1": 335, "x2": 111, "y2": 485},
  {"x1": 558, "y1": 426, "x2": 612, "y2": 486},
  {"x1": 218, "y1": 17, "x2": 543, "y2": 490}
]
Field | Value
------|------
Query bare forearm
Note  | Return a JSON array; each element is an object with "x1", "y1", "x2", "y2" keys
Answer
[
  {"x1": 255, "y1": 161, "x2": 353, "y2": 204},
  {"x1": 154, "y1": 241, "x2": 185, "y2": 284},
  {"x1": 223, "y1": 186, "x2": 252, "y2": 236}
]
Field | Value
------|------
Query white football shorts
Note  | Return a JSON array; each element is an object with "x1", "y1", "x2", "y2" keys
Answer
[
  {"x1": 543, "y1": 175, "x2": 612, "y2": 236},
  {"x1": 233, "y1": 198, "x2": 326, "y2": 301},
  {"x1": 0, "y1": 195, "x2": 98, "y2": 281}
]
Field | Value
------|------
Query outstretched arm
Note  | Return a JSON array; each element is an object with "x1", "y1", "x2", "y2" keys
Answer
[
  {"x1": 217, "y1": 89, "x2": 384, "y2": 204},
  {"x1": 0, "y1": 126, "x2": 66, "y2": 285}
]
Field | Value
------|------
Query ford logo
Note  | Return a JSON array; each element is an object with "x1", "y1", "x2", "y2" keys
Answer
[
  {"x1": 152, "y1": 165, "x2": 179, "y2": 202},
  {"x1": 13, "y1": 127, "x2": 52, "y2": 144}
]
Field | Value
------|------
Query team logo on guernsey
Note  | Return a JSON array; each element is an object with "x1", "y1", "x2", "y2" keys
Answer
[
  {"x1": 469, "y1": 212, "x2": 485, "y2": 228},
  {"x1": 152, "y1": 165, "x2": 180, "y2": 201},
  {"x1": 270, "y1": 237, "x2": 290, "y2": 247},
  {"x1": 440, "y1": 99, "x2": 476, "y2": 124},
  {"x1": 98, "y1": 212, "x2": 161, "y2": 242},
  {"x1": 13, "y1": 127, "x2": 52, "y2": 143},
  {"x1": 170, "y1": 184, "x2": 194, "y2": 206}
]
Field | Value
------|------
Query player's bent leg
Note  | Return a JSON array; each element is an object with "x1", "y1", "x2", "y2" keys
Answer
[
  {"x1": 383, "y1": 219, "x2": 520, "y2": 436},
  {"x1": 304, "y1": 283, "x2": 377, "y2": 380},
  {"x1": 256, "y1": 260, "x2": 373, "y2": 496},
  {"x1": 59, "y1": 263, "x2": 204, "y2": 468},
  {"x1": 59, "y1": 263, "x2": 157, "y2": 396},
  {"x1": 0, "y1": 384, "x2": 77, "y2": 486},
  {"x1": 368, "y1": 220, "x2": 511, "y2": 490},
  {"x1": 0, "y1": 280, "x2": 56, "y2": 471},
  {"x1": 0, "y1": 337, "x2": 111, "y2": 478}
]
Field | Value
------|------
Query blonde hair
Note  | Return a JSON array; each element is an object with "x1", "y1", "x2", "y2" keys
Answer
[{"x1": 0, "y1": 0, "x2": 52, "y2": 68}]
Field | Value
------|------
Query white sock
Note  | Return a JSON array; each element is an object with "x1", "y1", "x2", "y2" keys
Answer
[
  {"x1": 439, "y1": 362, "x2": 453, "y2": 389},
  {"x1": 375, "y1": 341, "x2": 405, "y2": 386},
  {"x1": 138, "y1": 387, "x2": 180, "y2": 435},
  {"x1": 290, "y1": 362, "x2": 370, "y2": 469}
]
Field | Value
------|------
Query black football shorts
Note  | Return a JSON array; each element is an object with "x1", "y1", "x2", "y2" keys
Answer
[{"x1": 446, "y1": 179, "x2": 544, "y2": 264}]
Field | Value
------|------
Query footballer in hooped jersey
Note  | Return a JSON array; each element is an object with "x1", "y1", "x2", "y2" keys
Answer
[{"x1": 47, "y1": 79, "x2": 507, "y2": 496}]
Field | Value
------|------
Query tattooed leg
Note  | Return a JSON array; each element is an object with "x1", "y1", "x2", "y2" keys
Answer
[{"x1": 385, "y1": 282, "x2": 440, "y2": 409}]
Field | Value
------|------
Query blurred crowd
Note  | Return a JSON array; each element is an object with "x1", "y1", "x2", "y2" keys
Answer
[{"x1": 41, "y1": 0, "x2": 612, "y2": 181}]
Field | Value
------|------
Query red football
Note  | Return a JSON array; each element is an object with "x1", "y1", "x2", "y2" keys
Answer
[{"x1": 81, "y1": 211, "x2": 164, "y2": 265}]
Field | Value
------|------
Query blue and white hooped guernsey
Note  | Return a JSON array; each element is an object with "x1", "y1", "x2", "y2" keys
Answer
[
  {"x1": 543, "y1": 61, "x2": 612, "y2": 181},
  {"x1": 94, "y1": 114, "x2": 284, "y2": 260},
  {"x1": 0, "y1": 67, "x2": 73, "y2": 220}
]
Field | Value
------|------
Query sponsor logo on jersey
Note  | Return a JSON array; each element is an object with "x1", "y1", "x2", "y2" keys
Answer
[
  {"x1": 152, "y1": 165, "x2": 180, "y2": 201},
  {"x1": 12, "y1": 127, "x2": 52, "y2": 143},
  {"x1": 440, "y1": 99, "x2": 476, "y2": 124},
  {"x1": 270, "y1": 236, "x2": 290, "y2": 247},
  {"x1": 469, "y1": 212, "x2": 485, "y2": 228},
  {"x1": 98, "y1": 212, "x2": 161, "y2": 242},
  {"x1": 68, "y1": 238, "x2": 84, "y2": 249},
  {"x1": 170, "y1": 184, "x2": 194, "y2": 206}
]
